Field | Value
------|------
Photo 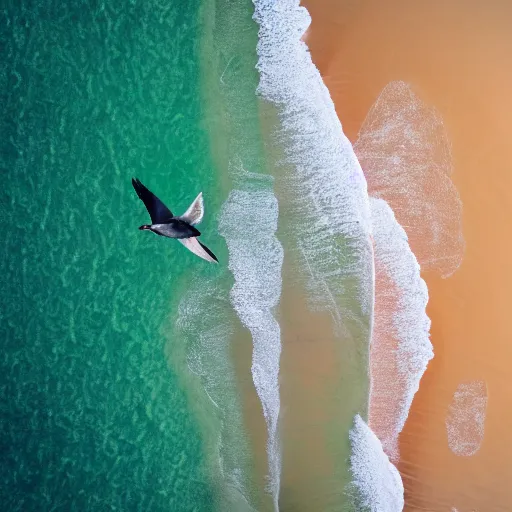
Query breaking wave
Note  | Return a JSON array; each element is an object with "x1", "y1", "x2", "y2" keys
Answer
[
  {"x1": 368, "y1": 197, "x2": 432, "y2": 461},
  {"x1": 349, "y1": 414, "x2": 404, "y2": 512},
  {"x1": 252, "y1": 0, "x2": 374, "y2": 330}
]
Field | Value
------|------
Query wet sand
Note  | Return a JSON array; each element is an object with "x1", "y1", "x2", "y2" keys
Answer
[
  {"x1": 276, "y1": 258, "x2": 371, "y2": 511},
  {"x1": 255, "y1": 102, "x2": 371, "y2": 511},
  {"x1": 278, "y1": 276, "x2": 344, "y2": 512},
  {"x1": 303, "y1": 0, "x2": 512, "y2": 510},
  {"x1": 277, "y1": 269, "x2": 368, "y2": 512},
  {"x1": 231, "y1": 257, "x2": 369, "y2": 512},
  {"x1": 230, "y1": 324, "x2": 276, "y2": 512}
]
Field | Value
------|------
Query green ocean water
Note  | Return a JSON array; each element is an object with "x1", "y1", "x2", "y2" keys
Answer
[
  {"x1": 170, "y1": 0, "x2": 279, "y2": 510},
  {"x1": 0, "y1": 0, "x2": 230, "y2": 509}
]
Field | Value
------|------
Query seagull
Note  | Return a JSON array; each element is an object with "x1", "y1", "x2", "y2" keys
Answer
[{"x1": 132, "y1": 177, "x2": 218, "y2": 263}]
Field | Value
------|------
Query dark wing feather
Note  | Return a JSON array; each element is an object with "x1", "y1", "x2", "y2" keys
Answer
[
  {"x1": 132, "y1": 178, "x2": 173, "y2": 224},
  {"x1": 198, "y1": 241, "x2": 219, "y2": 263}
]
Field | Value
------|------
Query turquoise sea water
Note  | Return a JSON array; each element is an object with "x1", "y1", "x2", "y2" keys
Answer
[
  {"x1": 1, "y1": 0, "x2": 222, "y2": 509},
  {"x1": 1, "y1": 0, "x2": 399, "y2": 510}
]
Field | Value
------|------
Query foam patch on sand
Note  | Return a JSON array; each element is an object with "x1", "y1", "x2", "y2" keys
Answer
[
  {"x1": 219, "y1": 184, "x2": 283, "y2": 511},
  {"x1": 369, "y1": 197, "x2": 433, "y2": 461},
  {"x1": 252, "y1": 0, "x2": 374, "y2": 328},
  {"x1": 349, "y1": 414, "x2": 404, "y2": 512},
  {"x1": 446, "y1": 380, "x2": 488, "y2": 456},
  {"x1": 355, "y1": 80, "x2": 464, "y2": 278}
]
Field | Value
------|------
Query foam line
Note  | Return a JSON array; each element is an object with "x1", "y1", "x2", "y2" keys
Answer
[
  {"x1": 349, "y1": 414, "x2": 405, "y2": 512},
  {"x1": 176, "y1": 278, "x2": 257, "y2": 511},
  {"x1": 355, "y1": 81, "x2": 464, "y2": 278},
  {"x1": 369, "y1": 197, "x2": 433, "y2": 461},
  {"x1": 219, "y1": 183, "x2": 284, "y2": 511}
]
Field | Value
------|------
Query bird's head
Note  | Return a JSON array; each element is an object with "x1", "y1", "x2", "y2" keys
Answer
[{"x1": 139, "y1": 225, "x2": 152, "y2": 231}]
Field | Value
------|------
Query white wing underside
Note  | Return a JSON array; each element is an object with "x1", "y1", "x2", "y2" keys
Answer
[
  {"x1": 178, "y1": 237, "x2": 217, "y2": 263},
  {"x1": 180, "y1": 192, "x2": 204, "y2": 225}
]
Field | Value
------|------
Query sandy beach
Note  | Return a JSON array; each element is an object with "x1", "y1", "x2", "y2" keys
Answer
[{"x1": 303, "y1": 0, "x2": 512, "y2": 510}]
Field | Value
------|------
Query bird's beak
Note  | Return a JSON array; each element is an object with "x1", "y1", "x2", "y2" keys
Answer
[{"x1": 139, "y1": 225, "x2": 150, "y2": 230}]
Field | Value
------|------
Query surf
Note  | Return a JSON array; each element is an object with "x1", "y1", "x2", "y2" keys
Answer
[
  {"x1": 252, "y1": 1, "x2": 374, "y2": 330},
  {"x1": 175, "y1": 277, "x2": 258, "y2": 511},
  {"x1": 368, "y1": 197, "x2": 432, "y2": 462},
  {"x1": 219, "y1": 171, "x2": 284, "y2": 512},
  {"x1": 349, "y1": 414, "x2": 405, "y2": 512},
  {"x1": 251, "y1": 1, "x2": 384, "y2": 509}
]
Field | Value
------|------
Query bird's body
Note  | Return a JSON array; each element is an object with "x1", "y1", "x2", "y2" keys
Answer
[
  {"x1": 132, "y1": 177, "x2": 218, "y2": 263},
  {"x1": 140, "y1": 220, "x2": 200, "y2": 239}
]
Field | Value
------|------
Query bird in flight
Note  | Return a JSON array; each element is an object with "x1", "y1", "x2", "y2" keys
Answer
[{"x1": 132, "y1": 177, "x2": 218, "y2": 263}]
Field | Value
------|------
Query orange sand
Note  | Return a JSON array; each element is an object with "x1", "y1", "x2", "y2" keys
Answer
[{"x1": 303, "y1": 0, "x2": 512, "y2": 510}]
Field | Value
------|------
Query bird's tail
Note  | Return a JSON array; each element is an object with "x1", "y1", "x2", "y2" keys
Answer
[{"x1": 179, "y1": 192, "x2": 204, "y2": 226}]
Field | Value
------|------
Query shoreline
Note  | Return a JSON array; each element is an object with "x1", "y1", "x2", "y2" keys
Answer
[
  {"x1": 257, "y1": 99, "x2": 371, "y2": 512},
  {"x1": 303, "y1": 0, "x2": 512, "y2": 509}
]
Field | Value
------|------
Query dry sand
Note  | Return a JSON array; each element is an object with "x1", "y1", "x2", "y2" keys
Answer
[{"x1": 303, "y1": 0, "x2": 512, "y2": 510}]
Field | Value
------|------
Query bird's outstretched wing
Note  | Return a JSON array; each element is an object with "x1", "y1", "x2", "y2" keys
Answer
[
  {"x1": 178, "y1": 238, "x2": 219, "y2": 263},
  {"x1": 197, "y1": 240, "x2": 218, "y2": 263},
  {"x1": 132, "y1": 178, "x2": 174, "y2": 224}
]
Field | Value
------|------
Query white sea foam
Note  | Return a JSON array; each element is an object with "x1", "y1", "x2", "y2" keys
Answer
[
  {"x1": 369, "y1": 197, "x2": 432, "y2": 461},
  {"x1": 219, "y1": 177, "x2": 283, "y2": 511},
  {"x1": 446, "y1": 380, "x2": 488, "y2": 456},
  {"x1": 252, "y1": 0, "x2": 374, "y2": 328},
  {"x1": 175, "y1": 279, "x2": 257, "y2": 511},
  {"x1": 349, "y1": 414, "x2": 404, "y2": 512},
  {"x1": 355, "y1": 80, "x2": 464, "y2": 278}
]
